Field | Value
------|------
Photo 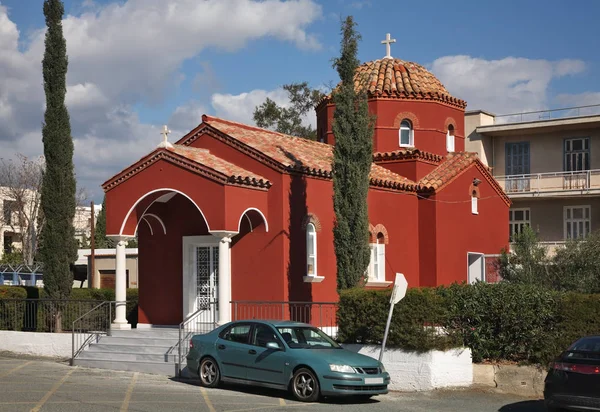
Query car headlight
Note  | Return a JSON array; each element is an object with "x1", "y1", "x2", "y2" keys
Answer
[
  {"x1": 379, "y1": 362, "x2": 386, "y2": 373},
  {"x1": 329, "y1": 364, "x2": 356, "y2": 373}
]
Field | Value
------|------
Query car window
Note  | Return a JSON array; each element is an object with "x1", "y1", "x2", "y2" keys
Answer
[
  {"x1": 276, "y1": 326, "x2": 341, "y2": 349},
  {"x1": 220, "y1": 324, "x2": 251, "y2": 344},
  {"x1": 567, "y1": 336, "x2": 600, "y2": 359},
  {"x1": 251, "y1": 324, "x2": 282, "y2": 348}
]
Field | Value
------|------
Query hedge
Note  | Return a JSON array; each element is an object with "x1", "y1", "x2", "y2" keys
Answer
[
  {"x1": 0, "y1": 287, "x2": 139, "y2": 331},
  {"x1": 338, "y1": 283, "x2": 600, "y2": 366}
]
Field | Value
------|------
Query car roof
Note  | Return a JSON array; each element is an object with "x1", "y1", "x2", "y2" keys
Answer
[{"x1": 232, "y1": 319, "x2": 311, "y2": 328}]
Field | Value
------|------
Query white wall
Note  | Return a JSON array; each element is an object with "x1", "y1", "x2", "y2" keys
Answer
[
  {"x1": 0, "y1": 331, "x2": 72, "y2": 358},
  {"x1": 343, "y1": 344, "x2": 473, "y2": 391}
]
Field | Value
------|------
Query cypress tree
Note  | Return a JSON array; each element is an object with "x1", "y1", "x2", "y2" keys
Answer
[
  {"x1": 331, "y1": 16, "x2": 374, "y2": 290},
  {"x1": 94, "y1": 195, "x2": 114, "y2": 249},
  {"x1": 40, "y1": 0, "x2": 77, "y2": 305}
]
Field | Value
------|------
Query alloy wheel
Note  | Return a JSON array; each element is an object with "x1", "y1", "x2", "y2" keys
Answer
[
  {"x1": 199, "y1": 358, "x2": 220, "y2": 388},
  {"x1": 292, "y1": 368, "x2": 319, "y2": 402}
]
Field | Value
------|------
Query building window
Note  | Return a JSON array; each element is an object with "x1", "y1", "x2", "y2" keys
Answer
[
  {"x1": 505, "y1": 142, "x2": 530, "y2": 192},
  {"x1": 509, "y1": 208, "x2": 531, "y2": 240},
  {"x1": 471, "y1": 196, "x2": 478, "y2": 215},
  {"x1": 564, "y1": 205, "x2": 591, "y2": 239},
  {"x1": 564, "y1": 138, "x2": 590, "y2": 172},
  {"x1": 399, "y1": 120, "x2": 414, "y2": 147},
  {"x1": 306, "y1": 223, "x2": 317, "y2": 276},
  {"x1": 2, "y1": 200, "x2": 16, "y2": 226},
  {"x1": 368, "y1": 234, "x2": 385, "y2": 282},
  {"x1": 446, "y1": 124, "x2": 455, "y2": 152}
]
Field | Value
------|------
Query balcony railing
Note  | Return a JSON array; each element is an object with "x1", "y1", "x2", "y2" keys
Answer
[{"x1": 496, "y1": 170, "x2": 600, "y2": 195}]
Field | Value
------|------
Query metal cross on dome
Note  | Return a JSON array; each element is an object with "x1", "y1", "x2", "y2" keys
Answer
[{"x1": 381, "y1": 33, "x2": 396, "y2": 59}]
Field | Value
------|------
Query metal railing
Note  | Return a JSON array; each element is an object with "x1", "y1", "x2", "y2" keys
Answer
[
  {"x1": 176, "y1": 303, "x2": 217, "y2": 376},
  {"x1": 231, "y1": 301, "x2": 338, "y2": 335},
  {"x1": 494, "y1": 103, "x2": 600, "y2": 124},
  {"x1": 495, "y1": 169, "x2": 600, "y2": 195},
  {"x1": 0, "y1": 263, "x2": 44, "y2": 286},
  {"x1": 0, "y1": 298, "x2": 108, "y2": 333},
  {"x1": 71, "y1": 301, "x2": 114, "y2": 364}
]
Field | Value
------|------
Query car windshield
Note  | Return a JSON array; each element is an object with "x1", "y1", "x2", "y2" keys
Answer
[
  {"x1": 276, "y1": 326, "x2": 341, "y2": 349},
  {"x1": 566, "y1": 337, "x2": 600, "y2": 360}
]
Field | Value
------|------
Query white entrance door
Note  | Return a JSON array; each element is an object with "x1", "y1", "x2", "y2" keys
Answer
[
  {"x1": 183, "y1": 236, "x2": 219, "y2": 322},
  {"x1": 467, "y1": 253, "x2": 485, "y2": 284}
]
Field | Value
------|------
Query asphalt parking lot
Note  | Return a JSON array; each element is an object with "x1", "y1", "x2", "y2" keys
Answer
[{"x1": 0, "y1": 355, "x2": 546, "y2": 412}]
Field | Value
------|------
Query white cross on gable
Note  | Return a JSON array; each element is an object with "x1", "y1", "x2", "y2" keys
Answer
[
  {"x1": 381, "y1": 33, "x2": 396, "y2": 59},
  {"x1": 157, "y1": 124, "x2": 173, "y2": 149}
]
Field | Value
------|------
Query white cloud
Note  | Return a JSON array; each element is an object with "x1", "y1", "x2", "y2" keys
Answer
[
  {"x1": 554, "y1": 92, "x2": 600, "y2": 117},
  {"x1": 430, "y1": 55, "x2": 586, "y2": 115},
  {"x1": 211, "y1": 88, "x2": 291, "y2": 126},
  {"x1": 0, "y1": 0, "x2": 323, "y2": 201},
  {"x1": 168, "y1": 101, "x2": 208, "y2": 132}
]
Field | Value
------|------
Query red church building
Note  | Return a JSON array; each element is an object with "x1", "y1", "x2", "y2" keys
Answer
[{"x1": 102, "y1": 54, "x2": 510, "y2": 330}]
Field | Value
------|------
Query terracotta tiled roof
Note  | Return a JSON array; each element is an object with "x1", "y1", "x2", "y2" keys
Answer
[
  {"x1": 167, "y1": 145, "x2": 271, "y2": 188},
  {"x1": 419, "y1": 152, "x2": 479, "y2": 190},
  {"x1": 373, "y1": 148, "x2": 443, "y2": 164},
  {"x1": 188, "y1": 116, "x2": 417, "y2": 191},
  {"x1": 320, "y1": 58, "x2": 466, "y2": 109}
]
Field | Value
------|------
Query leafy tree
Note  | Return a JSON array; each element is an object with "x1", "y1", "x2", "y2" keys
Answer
[
  {"x1": 331, "y1": 16, "x2": 374, "y2": 290},
  {"x1": 253, "y1": 82, "x2": 324, "y2": 140},
  {"x1": 551, "y1": 232, "x2": 600, "y2": 293},
  {"x1": 94, "y1": 195, "x2": 114, "y2": 249},
  {"x1": 497, "y1": 226, "x2": 549, "y2": 286},
  {"x1": 39, "y1": 0, "x2": 78, "y2": 315}
]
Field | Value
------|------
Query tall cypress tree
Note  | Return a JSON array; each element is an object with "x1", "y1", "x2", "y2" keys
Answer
[
  {"x1": 94, "y1": 195, "x2": 114, "y2": 249},
  {"x1": 331, "y1": 16, "x2": 374, "y2": 290},
  {"x1": 40, "y1": 0, "x2": 77, "y2": 304}
]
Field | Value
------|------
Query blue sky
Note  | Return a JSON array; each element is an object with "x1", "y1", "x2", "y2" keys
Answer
[{"x1": 1, "y1": 0, "x2": 599, "y2": 202}]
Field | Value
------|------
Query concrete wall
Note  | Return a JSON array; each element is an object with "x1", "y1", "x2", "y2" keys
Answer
[
  {"x1": 343, "y1": 344, "x2": 473, "y2": 391},
  {"x1": 473, "y1": 363, "x2": 546, "y2": 397},
  {"x1": 492, "y1": 127, "x2": 600, "y2": 176},
  {"x1": 512, "y1": 197, "x2": 600, "y2": 242},
  {"x1": 465, "y1": 111, "x2": 495, "y2": 167},
  {"x1": 0, "y1": 331, "x2": 72, "y2": 359},
  {"x1": 88, "y1": 255, "x2": 139, "y2": 288}
]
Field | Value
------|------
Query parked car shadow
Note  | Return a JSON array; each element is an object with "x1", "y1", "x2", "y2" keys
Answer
[
  {"x1": 498, "y1": 400, "x2": 546, "y2": 411},
  {"x1": 171, "y1": 377, "x2": 380, "y2": 404}
]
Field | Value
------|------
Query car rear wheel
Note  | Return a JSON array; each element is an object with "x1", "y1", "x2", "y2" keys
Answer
[
  {"x1": 291, "y1": 368, "x2": 320, "y2": 402},
  {"x1": 198, "y1": 357, "x2": 220, "y2": 388}
]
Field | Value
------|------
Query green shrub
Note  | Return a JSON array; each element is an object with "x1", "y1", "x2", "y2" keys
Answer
[
  {"x1": 337, "y1": 288, "x2": 459, "y2": 352},
  {"x1": 0, "y1": 286, "x2": 28, "y2": 331}
]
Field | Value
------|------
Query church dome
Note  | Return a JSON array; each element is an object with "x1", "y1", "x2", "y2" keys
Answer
[{"x1": 352, "y1": 58, "x2": 466, "y2": 108}]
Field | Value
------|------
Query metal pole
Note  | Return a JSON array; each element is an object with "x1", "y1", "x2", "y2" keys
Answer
[
  {"x1": 379, "y1": 301, "x2": 396, "y2": 362},
  {"x1": 90, "y1": 202, "x2": 96, "y2": 289},
  {"x1": 178, "y1": 322, "x2": 182, "y2": 377}
]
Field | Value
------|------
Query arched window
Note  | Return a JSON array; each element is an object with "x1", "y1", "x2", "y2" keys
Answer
[
  {"x1": 471, "y1": 190, "x2": 479, "y2": 215},
  {"x1": 306, "y1": 223, "x2": 317, "y2": 276},
  {"x1": 399, "y1": 120, "x2": 414, "y2": 147},
  {"x1": 446, "y1": 124, "x2": 455, "y2": 152}
]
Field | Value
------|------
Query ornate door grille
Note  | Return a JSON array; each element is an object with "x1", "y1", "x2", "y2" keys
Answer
[{"x1": 196, "y1": 246, "x2": 219, "y2": 310}]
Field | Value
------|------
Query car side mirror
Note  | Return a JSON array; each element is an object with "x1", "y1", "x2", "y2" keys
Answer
[{"x1": 266, "y1": 342, "x2": 281, "y2": 350}]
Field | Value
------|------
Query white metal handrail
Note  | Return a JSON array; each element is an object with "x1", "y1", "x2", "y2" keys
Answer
[{"x1": 495, "y1": 169, "x2": 600, "y2": 194}]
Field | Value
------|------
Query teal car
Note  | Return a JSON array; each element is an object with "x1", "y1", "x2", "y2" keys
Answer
[{"x1": 186, "y1": 320, "x2": 390, "y2": 402}]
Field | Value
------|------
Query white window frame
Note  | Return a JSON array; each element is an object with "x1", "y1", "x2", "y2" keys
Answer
[
  {"x1": 368, "y1": 240, "x2": 385, "y2": 282},
  {"x1": 399, "y1": 120, "x2": 414, "y2": 147},
  {"x1": 509, "y1": 208, "x2": 531, "y2": 239},
  {"x1": 471, "y1": 196, "x2": 478, "y2": 215},
  {"x1": 304, "y1": 223, "x2": 324, "y2": 283},
  {"x1": 446, "y1": 127, "x2": 455, "y2": 152},
  {"x1": 564, "y1": 205, "x2": 591, "y2": 239}
]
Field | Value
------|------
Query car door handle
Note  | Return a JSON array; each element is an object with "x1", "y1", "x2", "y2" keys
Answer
[
  {"x1": 218, "y1": 344, "x2": 226, "y2": 350},
  {"x1": 248, "y1": 349, "x2": 257, "y2": 355}
]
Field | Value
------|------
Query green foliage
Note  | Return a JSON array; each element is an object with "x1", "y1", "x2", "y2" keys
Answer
[
  {"x1": 0, "y1": 250, "x2": 24, "y2": 265},
  {"x1": 39, "y1": 0, "x2": 78, "y2": 302},
  {"x1": 337, "y1": 288, "x2": 459, "y2": 352},
  {"x1": 94, "y1": 196, "x2": 115, "y2": 249},
  {"x1": 253, "y1": 82, "x2": 324, "y2": 140},
  {"x1": 337, "y1": 284, "x2": 600, "y2": 366},
  {"x1": 499, "y1": 227, "x2": 600, "y2": 293},
  {"x1": 0, "y1": 287, "x2": 28, "y2": 330},
  {"x1": 331, "y1": 17, "x2": 374, "y2": 290}
]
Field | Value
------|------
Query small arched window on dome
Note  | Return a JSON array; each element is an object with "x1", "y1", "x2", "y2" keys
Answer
[
  {"x1": 399, "y1": 120, "x2": 414, "y2": 147},
  {"x1": 306, "y1": 223, "x2": 317, "y2": 276},
  {"x1": 446, "y1": 124, "x2": 455, "y2": 152}
]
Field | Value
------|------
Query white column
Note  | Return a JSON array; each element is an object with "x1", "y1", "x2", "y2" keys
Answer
[
  {"x1": 112, "y1": 239, "x2": 131, "y2": 330},
  {"x1": 217, "y1": 236, "x2": 232, "y2": 325}
]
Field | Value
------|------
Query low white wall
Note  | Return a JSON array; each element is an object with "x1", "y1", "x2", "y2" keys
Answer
[
  {"x1": 343, "y1": 344, "x2": 473, "y2": 391},
  {"x1": 0, "y1": 331, "x2": 72, "y2": 359}
]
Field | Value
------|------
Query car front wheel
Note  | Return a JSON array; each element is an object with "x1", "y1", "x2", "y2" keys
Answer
[
  {"x1": 291, "y1": 368, "x2": 320, "y2": 402},
  {"x1": 198, "y1": 357, "x2": 220, "y2": 388}
]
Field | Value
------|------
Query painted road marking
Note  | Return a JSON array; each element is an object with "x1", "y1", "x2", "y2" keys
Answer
[
  {"x1": 30, "y1": 368, "x2": 75, "y2": 412},
  {"x1": 0, "y1": 361, "x2": 33, "y2": 378},
  {"x1": 120, "y1": 372, "x2": 138, "y2": 412},
  {"x1": 279, "y1": 398, "x2": 286, "y2": 406},
  {"x1": 200, "y1": 387, "x2": 217, "y2": 412}
]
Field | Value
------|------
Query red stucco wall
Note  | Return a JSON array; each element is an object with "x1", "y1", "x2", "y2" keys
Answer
[{"x1": 432, "y1": 166, "x2": 509, "y2": 285}]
